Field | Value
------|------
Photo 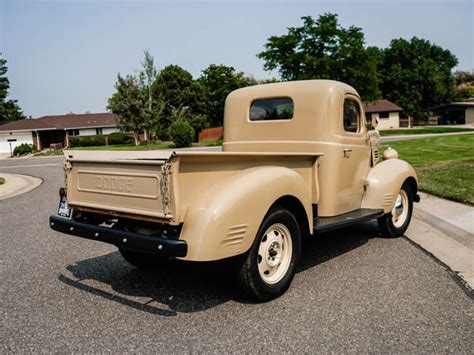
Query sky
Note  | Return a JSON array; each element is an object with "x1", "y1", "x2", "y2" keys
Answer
[{"x1": 1, "y1": 0, "x2": 473, "y2": 117}]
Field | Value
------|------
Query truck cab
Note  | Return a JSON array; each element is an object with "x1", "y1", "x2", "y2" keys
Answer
[{"x1": 50, "y1": 80, "x2": 419, "y2": 301}]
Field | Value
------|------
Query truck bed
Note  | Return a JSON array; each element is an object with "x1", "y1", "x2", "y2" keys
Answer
[{"x1": 64, "y1": 150, "x2": 323, "y2": 224}]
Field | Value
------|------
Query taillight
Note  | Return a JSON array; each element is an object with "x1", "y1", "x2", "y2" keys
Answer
[{"x1": 59, "y1": 187, "x2": 66, "y2": 198}]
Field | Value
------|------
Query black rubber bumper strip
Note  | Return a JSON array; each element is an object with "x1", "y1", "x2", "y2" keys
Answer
[{"x1": 49, "y1": 215, "x2": 187, "y2": 257}]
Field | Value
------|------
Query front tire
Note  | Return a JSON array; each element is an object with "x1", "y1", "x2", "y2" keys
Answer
[
  {"x1": 237, "y1": 208, "x2": 301, "y2": 301},
  {"x1": 119, "y1": 249, "x2": 169, "y2": 269},
  {"x1": 377, "y1": 182, "x2": 414, "y2": 238}
]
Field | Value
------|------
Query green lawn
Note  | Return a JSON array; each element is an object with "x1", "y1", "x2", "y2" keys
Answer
[
  {"x1": 382, "y1": 135, "x2": 474, "y2": 204},
  {"x1": 0, "y1": 177, "x2": 5, "y2": 185},
  {"x1": 379, "y1": 127, "x2": 474, "y2": 136}
]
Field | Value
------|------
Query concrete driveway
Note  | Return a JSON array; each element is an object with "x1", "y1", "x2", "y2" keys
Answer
[{"x1": 0, "y1": 157, "x2": 472, "y2": 352}]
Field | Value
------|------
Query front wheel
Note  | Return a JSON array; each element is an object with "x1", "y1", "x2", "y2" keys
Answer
[
  {"x1": 377, "y1": 182, "x2": 414, "y2": 238},
  {"x1": 237, "y1": 208, "x2": 301, "y2": 301}
]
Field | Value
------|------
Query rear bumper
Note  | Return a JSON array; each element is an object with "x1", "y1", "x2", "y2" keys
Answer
[{"x1": 49, "y1": 215, "x2": 187, "y2": 257}]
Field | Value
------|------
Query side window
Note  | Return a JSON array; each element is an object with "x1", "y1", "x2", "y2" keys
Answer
[
  {"x1": 343, "y1": 99, "x2": 360, "y2": 133},
  {"x1": 250, "y1": 98, "x2": 293, "y2": 121}
]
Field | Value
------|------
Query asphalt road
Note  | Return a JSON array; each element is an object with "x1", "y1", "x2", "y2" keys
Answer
[{"x1": 1, "y1": 157, "x2": 473, "y2": 353}]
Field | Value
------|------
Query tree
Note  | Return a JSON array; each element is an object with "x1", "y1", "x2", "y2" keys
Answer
[
  {"x1": 257, "y1": 14, "x2": 381, "y2": 101},
  {"x1": 107, "y1": 74, "x2": 147, "y2": 145},
  {"x1": 152, "y1": 65, "x2": 208, "y2": 138},
  {"x1": 0, "y1": 54, "x2": 25, "y2": 123},
  {"x1": 199, "y1": 64, "x2": 256, "y2": 126},
  {"x1": 454, "y1": 70, "x2": 474, "y2": 99},
  {"x1": 139, "y1": 50, "x2": 159, "y2": 141},
  {"x1": 379, "y1": 37, "x2": 458, "y2": 122}
]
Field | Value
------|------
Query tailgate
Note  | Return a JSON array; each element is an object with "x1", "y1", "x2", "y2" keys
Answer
[{"x1": 66, "y1": 156, "x2": 172, "y2": 220}]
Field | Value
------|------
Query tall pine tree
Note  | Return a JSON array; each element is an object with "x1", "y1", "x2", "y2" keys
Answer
[{"x1": 0, "y1": 54, "x2": 25, "y2": 123}]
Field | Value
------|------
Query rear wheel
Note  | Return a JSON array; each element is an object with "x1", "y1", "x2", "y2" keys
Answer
[
  {"x1": 377, "y1": 182, "x2": 414, "y2": 238},
  {"x1": 237, "y1": 208, "x2": 301, "y2": 301},
  {"x1": 119, "y1": 249, "x2": 169, "y2": 269}
]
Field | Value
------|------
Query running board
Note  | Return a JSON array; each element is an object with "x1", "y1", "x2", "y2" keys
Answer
[{"x1": 313, "y1": 208, "x2": 385, "y2": 233}]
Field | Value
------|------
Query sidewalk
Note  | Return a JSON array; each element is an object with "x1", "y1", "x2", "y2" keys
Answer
[
  {"x1": 0, "y1": 173, "x2": 42, "y2": 200},
  {"x1": 382, "y1": 131, "x2": 474, "y2": 143},
  {"x1": 406, "y1": 192, "x2": 474, "y2": 292}
]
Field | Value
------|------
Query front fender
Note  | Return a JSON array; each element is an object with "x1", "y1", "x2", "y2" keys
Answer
[
  {"x1": 178, "y1": 166, "x2": 312, "y2": 261},
  {"x1": 361, "y1": 159, "x2": 418, "y2": 213}
]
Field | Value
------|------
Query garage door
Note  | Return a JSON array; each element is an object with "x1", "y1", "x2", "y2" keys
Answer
[{"x1": 0, "y1": 132, "x2": 34, "y2": 154}]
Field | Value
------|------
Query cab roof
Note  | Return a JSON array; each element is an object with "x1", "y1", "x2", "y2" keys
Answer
[{"x1": 227, "y1": 80, "x2": 359, "y2": 102}]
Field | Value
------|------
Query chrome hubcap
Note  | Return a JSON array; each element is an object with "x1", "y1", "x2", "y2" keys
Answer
[{"x1": 257, "y1": 223, "x2": 292, "y2": 284}]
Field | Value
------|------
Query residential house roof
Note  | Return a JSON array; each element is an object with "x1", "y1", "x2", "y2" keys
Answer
[
  {"x1": 428, "y1": 101, "x2": 474, "y2": 112},
  {"x1": 0, "y1": 112, "x2": 118, "y2": 132},
  {"x1": 364, "y1": 99, "x2": 403, "y2": 113}
]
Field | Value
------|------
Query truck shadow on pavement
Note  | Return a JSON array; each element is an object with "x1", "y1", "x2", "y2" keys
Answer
[{"x1": 58, "y1": 222, "x2": 380, "y2": 316}]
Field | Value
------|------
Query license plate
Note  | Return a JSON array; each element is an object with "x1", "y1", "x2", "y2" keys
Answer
[{"x1": 58, "y1": 197, "x2": 71, "y2": 218}]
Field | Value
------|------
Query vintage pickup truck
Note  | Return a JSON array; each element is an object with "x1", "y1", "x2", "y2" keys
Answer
[{"x1": 50, "y1": 80, "x2": 419, "y2": 301}]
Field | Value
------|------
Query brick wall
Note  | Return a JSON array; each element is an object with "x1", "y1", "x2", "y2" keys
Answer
[{"x1": 198, "y1": 127, "x2": 223, "y2": 142}]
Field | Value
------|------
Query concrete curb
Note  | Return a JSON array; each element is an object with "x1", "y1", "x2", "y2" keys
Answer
[
  {"x1": 0, "y1": 173, "x2": 43, "y2": 200},
  {"x1": 405, "y1": 196, "x2": 474, "y2": 294}
]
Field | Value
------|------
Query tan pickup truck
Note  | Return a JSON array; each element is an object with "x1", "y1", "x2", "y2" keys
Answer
[{"x1": 50, "y1": 80, "x2": 419, "y2": 301}]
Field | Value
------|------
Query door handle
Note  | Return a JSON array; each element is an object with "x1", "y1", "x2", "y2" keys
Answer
[{"x1": 343, "y1": 148, "x2": 352, "y2": 158}]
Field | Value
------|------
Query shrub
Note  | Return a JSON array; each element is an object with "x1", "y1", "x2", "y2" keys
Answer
[
  {"x1": 79, "y1": 136, "x2": 94, "y2": 147},
  {"x1": 94, "y1": 135, "x2": 106, "y2": 146},
  {"x1": 13, "y1": 143, "x2": 33, "y2": 156},
  {"x1": 69, "y1": 135, "x2": 106, "y2": 147},
  {"x1": 68, "y1": 137, "x2": 80, "y2": 147},
  {"x1": 108, "y1": 132, "x2": 133, "y2": 145},
  {"x1": 169, "y1": 120, "x2": 195, "y2": 148}
]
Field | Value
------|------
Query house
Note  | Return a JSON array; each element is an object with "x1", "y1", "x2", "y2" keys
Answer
[
  {"x1": 428, "y1": 99, "x2": 474, "y2": 125},
  {"x1": 364, "y1": 99, "x2": 404, "y2": 130},
  {"x1": 0, "y1": 112, "x2": 119, "y2": 153}
]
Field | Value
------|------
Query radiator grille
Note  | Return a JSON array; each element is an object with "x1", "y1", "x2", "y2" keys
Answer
[{"x1": 372, "y1": 149, "x2": 380, "y2": 164}]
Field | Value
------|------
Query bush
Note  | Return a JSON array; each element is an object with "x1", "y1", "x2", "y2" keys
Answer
[
  {"x1": 69, "y1": 135, "x2": 107, "y2": 147},
  {"x1": 169, "y1": 120, "x2": 195, "y2": 148},
  {"x1": 80, "y1": 136, "x2": 94, "y2": 147},
  {"x1": 94, "y1": 135, "x2": 106, "y2": 146},
  {"x1": 108, "y1": 132, "x2": 133, "y2": 145},
  {"x1": 69, "y1": 137, "x2": 80, "y2": 147},
  {"x1": 13, "y1": 143, "x2": 33, "y2": 156}
]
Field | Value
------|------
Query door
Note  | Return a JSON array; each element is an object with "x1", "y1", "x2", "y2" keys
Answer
[{"x1": 336, "y1": 95, "x2": 370, "y2": 213}]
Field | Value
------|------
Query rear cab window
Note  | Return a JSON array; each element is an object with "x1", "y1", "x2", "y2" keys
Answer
[
  {"x1": 250, "y1": 98, "x2": 294, "y2": 121},
  {"x1": 343, "y1": 98, "x2": 360, "y2": 133}
]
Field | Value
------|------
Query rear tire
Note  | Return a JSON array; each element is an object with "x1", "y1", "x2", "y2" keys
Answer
[
  {"x1": 237, "y1": 207, "x2": 301, "y2": 302},
  {"x1": 119, "y1": 249, "x2": 169, "y2": 269},
  {"x1": 377, "y1": 182, "x2": 414, "y2": 238}
]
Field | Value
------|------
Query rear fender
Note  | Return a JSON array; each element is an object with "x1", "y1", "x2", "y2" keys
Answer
[
  {"x1": 361, "y1": 159, "x2": 418, "y2": 213},
  {"x1": 178, "y1": 166, "x2": 312, "y2": 261}
]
